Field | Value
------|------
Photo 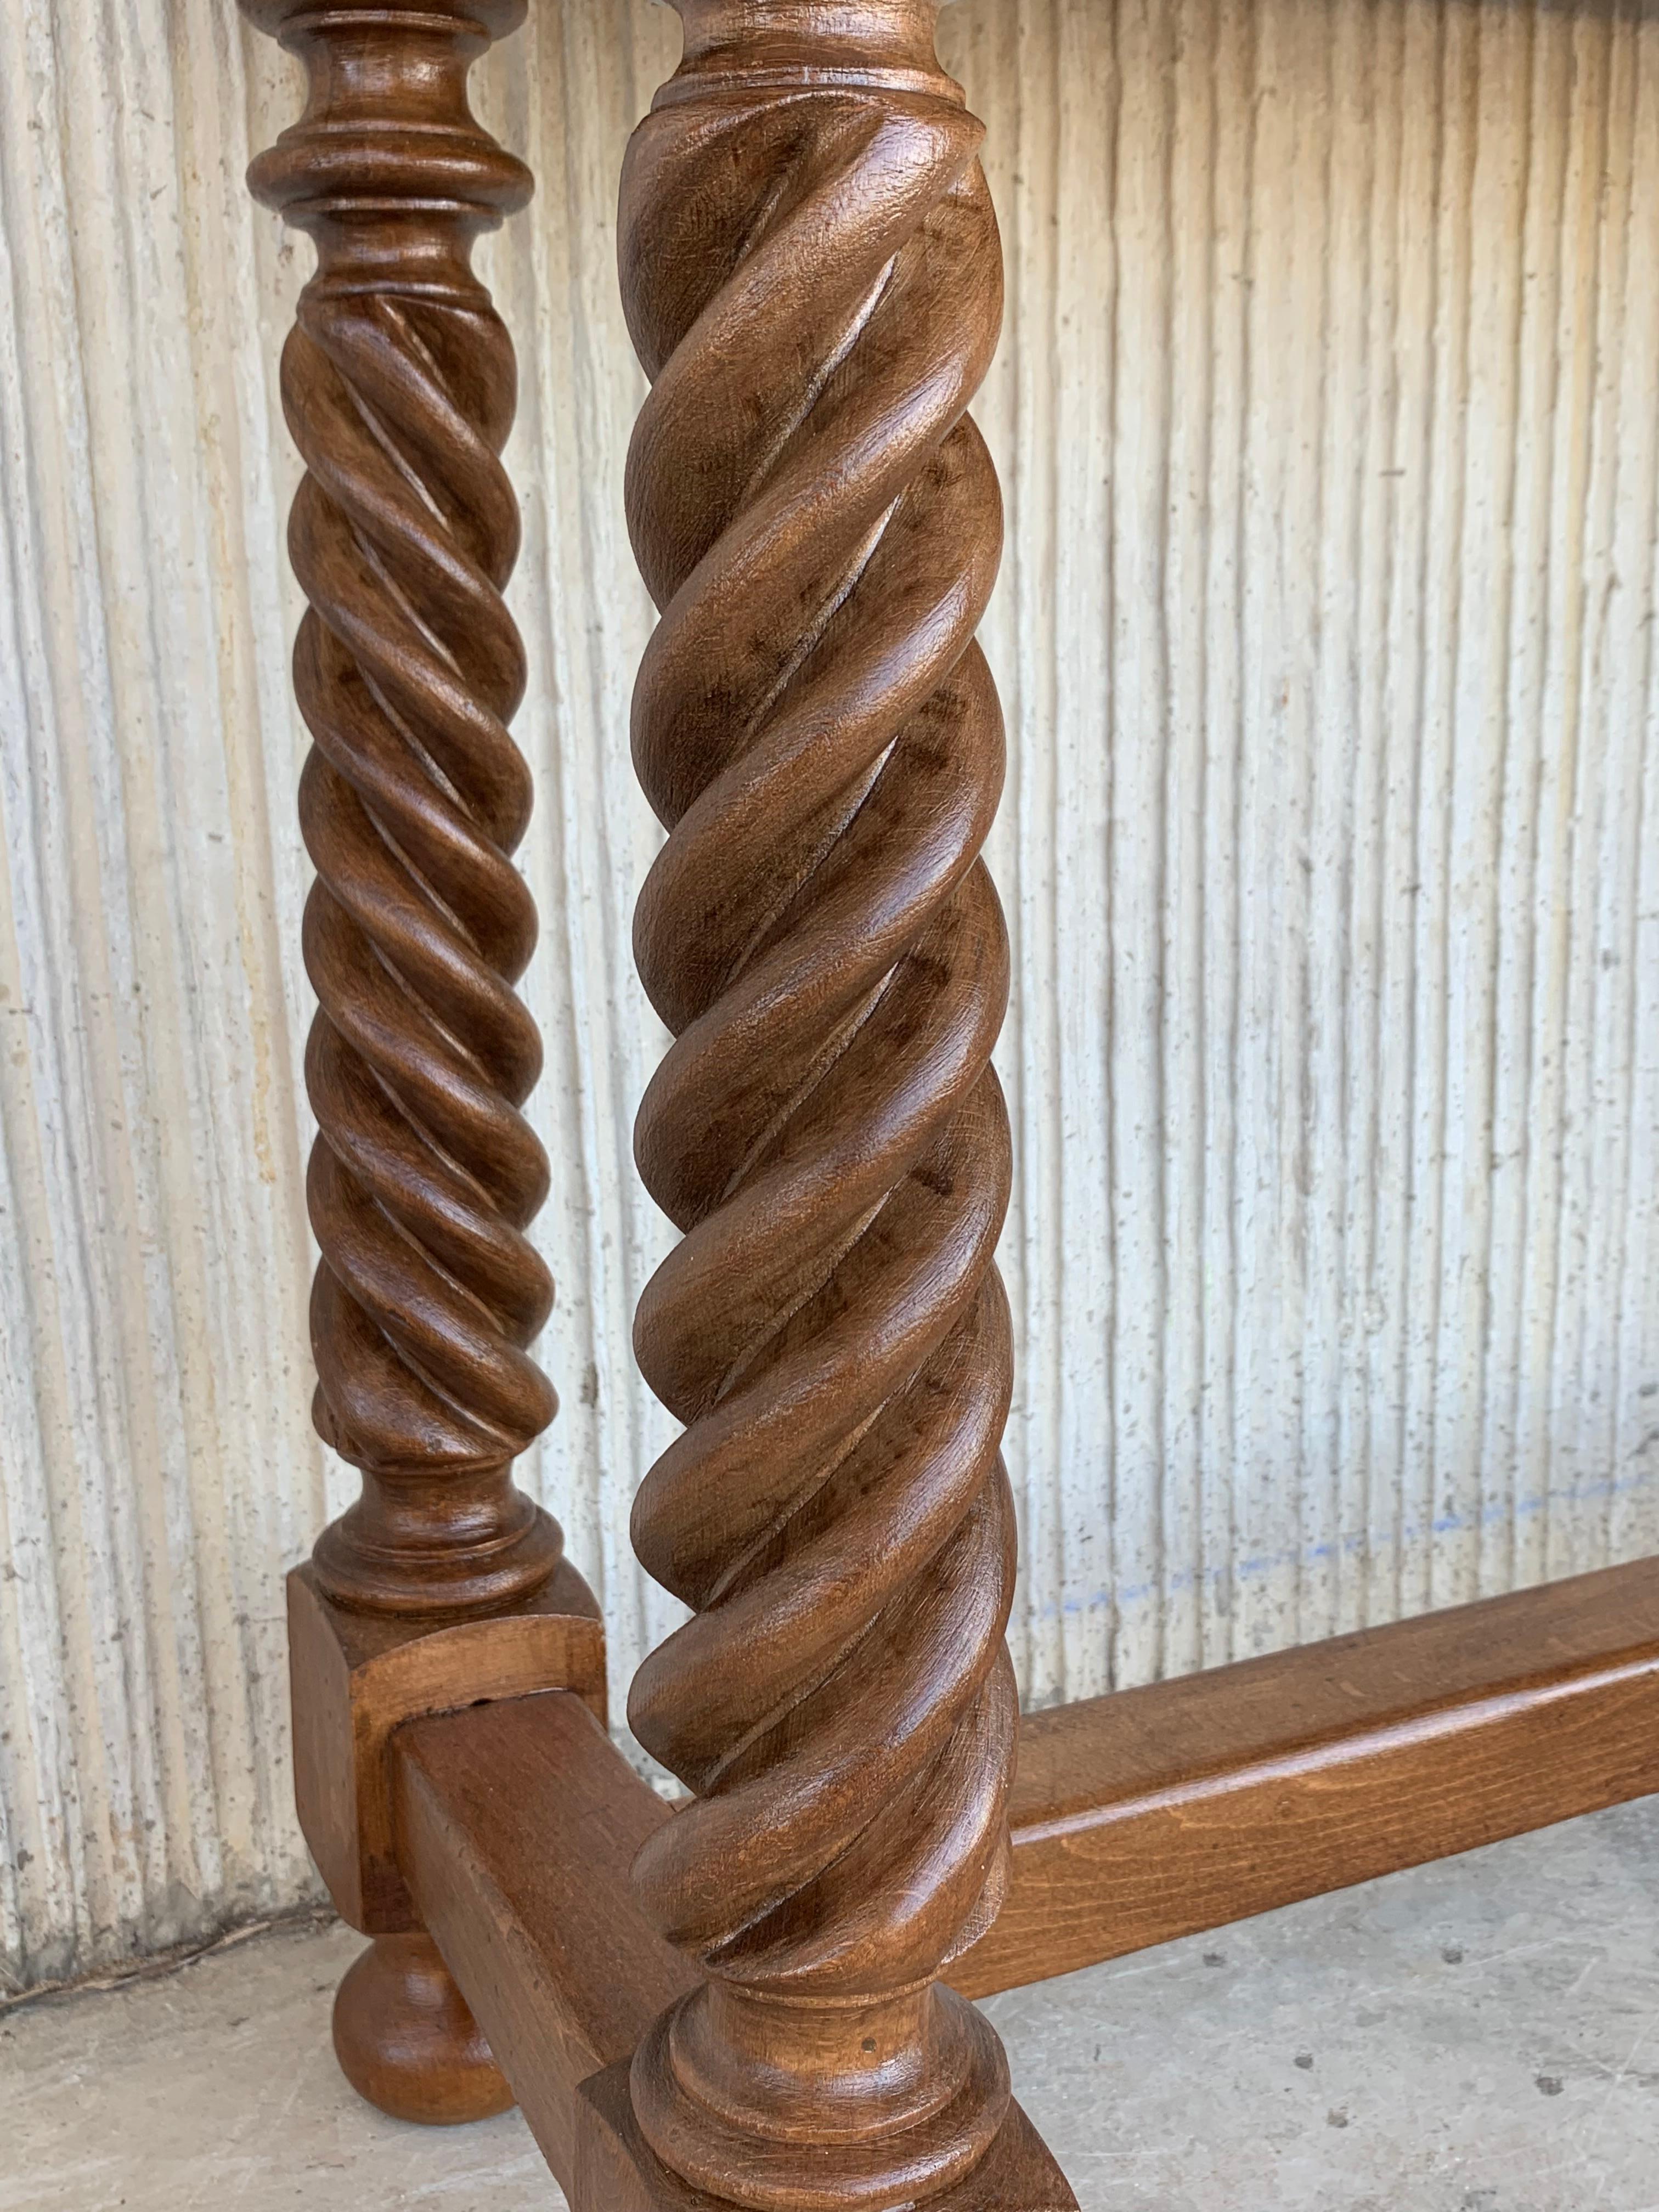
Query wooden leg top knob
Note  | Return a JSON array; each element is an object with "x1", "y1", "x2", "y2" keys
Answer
[{"x1": 331, "y1": 1933, "x2": 515, "y2": 2127}]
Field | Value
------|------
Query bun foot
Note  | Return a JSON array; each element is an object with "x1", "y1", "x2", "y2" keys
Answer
[{"x1": 332, "y1": 1932, "x2": 515, "y2": 2126}]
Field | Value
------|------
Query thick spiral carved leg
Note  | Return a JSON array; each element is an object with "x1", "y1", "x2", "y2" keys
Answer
[
  {"x1": 244, "y1": 0, "x2": 562, "y2": 1617},
  {"x1": 620, "y1": 5, "x2": 1020, "y2": 2203}
]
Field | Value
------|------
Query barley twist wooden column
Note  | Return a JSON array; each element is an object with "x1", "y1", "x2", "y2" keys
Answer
[
  {"x1": 241, "y1": 0, "x2": 606, "y2": 2128},
  {"x1": 620, "y1": 4, "x2": 1019, "y2": 2203},
  {"x1": 244, "y1": 0, "x2": 563, "y2": 1618}
]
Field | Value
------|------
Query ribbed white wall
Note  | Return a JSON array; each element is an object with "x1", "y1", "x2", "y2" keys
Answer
[{"x1": 3, "y1": 0, "x2": 1657, "y2": 1993}]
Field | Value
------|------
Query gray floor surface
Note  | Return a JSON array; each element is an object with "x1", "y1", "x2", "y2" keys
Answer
[{"x1": 7, "y1": 1797, "x2": 1658, "y2": 2211}]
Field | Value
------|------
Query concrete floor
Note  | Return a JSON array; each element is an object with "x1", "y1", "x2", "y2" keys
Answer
[{"x1": 7, "y1": 1799, "x2": 1659, "y2": 2211}]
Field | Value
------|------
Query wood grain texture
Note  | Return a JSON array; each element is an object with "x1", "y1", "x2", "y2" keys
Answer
[
  {"x1": 395, "y1": 1691, "x2": 695, "y2": 2198},
  {"x1": 618, "y1": 4, "x2": 1022, "y2": 2202},
  {"x1": 951, "y1": 1556, "x2": 1659, "y2": 1999},
  {"x1": 394, "y1": 1692, "x2": 1074, "y2": 2212},
  {"x1": 7, "y1": 0, "x2": 1659, "y2": 1993},
  {"x1": 241, "y1": 0, "x2": 564, "y2": 1617},
  {"x1": 331, "y1": 1929, "x2": 515, "y2": 2126},
  {"x1": 286, "y1": 1557, "x2": 603, "y2": 1933},
  {"x1": 235, "y1": 0, "x2": 611, "y2": 2124},
  {"x1": 578, "y1": 2060, "x2": 1076, "y2": 2212}
]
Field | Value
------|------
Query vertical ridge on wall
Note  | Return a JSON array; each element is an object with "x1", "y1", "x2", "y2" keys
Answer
[
  {"x1": 0, "y1": 0, "x2": 319, "y2": 1987},
  {"x1": 1, "y1": 0, "x2": 1657, "y2": 1989},
  {"x1": 1610, "y1": 5, "x2": 1659, "y2": 1582},
  {"x1": 946, "y1": 0, "x2": 1659, "y2": 1707}
]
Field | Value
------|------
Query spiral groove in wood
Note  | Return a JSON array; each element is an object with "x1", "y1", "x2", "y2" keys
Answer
[
  {"x1": 246, "y1": 0, "x2": 560, "y2": 1615},
  {"x1": 622, "y1": 5, "x2": 1017, "y2": 2199}
]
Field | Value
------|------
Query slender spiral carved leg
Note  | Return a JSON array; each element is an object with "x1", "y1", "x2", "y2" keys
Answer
[
  {"x1": 244, "y1": 0, "x2": 561, "y2": 1618},
  {"x1": 620, "y1": 6, "x2": 1021, "y2": 2204},
  {"x1": 241, "y1": 0, "x2": 575, "y2": 2129}
]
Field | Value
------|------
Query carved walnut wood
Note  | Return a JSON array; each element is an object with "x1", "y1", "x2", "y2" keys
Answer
[
  {"x1": 620, "y1": 4, "x2": 1019, "y2": 2203},
  {"x1": 332, "y1": 1929, "x2": 515, "y2": 2125},
  {"x1": 244, "y1": 0, "x2": 562, "y2": 1616}
]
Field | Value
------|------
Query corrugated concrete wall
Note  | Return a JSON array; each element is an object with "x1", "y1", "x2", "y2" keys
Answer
[{"x1": 3, "y1": 0, "x2": 1657, "y2": 1993}]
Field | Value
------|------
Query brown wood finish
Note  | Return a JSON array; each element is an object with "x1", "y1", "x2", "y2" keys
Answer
[
  {"x1": 394, "y1": 1692, "x2": 1074, "y2": 2211},
  {"x1": 617, "y1": 3, "x2": 1029, "y2": 2205},
  {"x1": 952, "y1": 1555, "x2": 1659, "y2": 2000},
  {"x1": 396, "y1": 1691, "x2": 695, "y2": 2194},
  {"x1": 287, "y1": 1556, "x2": 603, "y2": 1933},
  {"x1": 386, "y1": 1574, "x2": 1659, "y2": 2195},
  {"x1": 579, "y1": 2062, "x2": 1078, "y2": 2212},
  {"x1": 242, "y1": 0, "x2": 562, "y2": 1620},
  {"x1": 332, "y1": 1929, "x2": 516, "y2": 2125},
  {"x1": 239, "y1": 0, "x2": 605, "y2": 2129}
]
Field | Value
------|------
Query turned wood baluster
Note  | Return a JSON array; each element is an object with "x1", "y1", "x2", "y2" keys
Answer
[
  {"x1": 620, "y1": 4, "x2": 1019, "y2": 2203},
  {"x1": 242, "y1": 0, "x2": 566, "y2": 2124},
  {"x1": 243, "y1": 0, "x2": 562, "y2": 1620}
]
